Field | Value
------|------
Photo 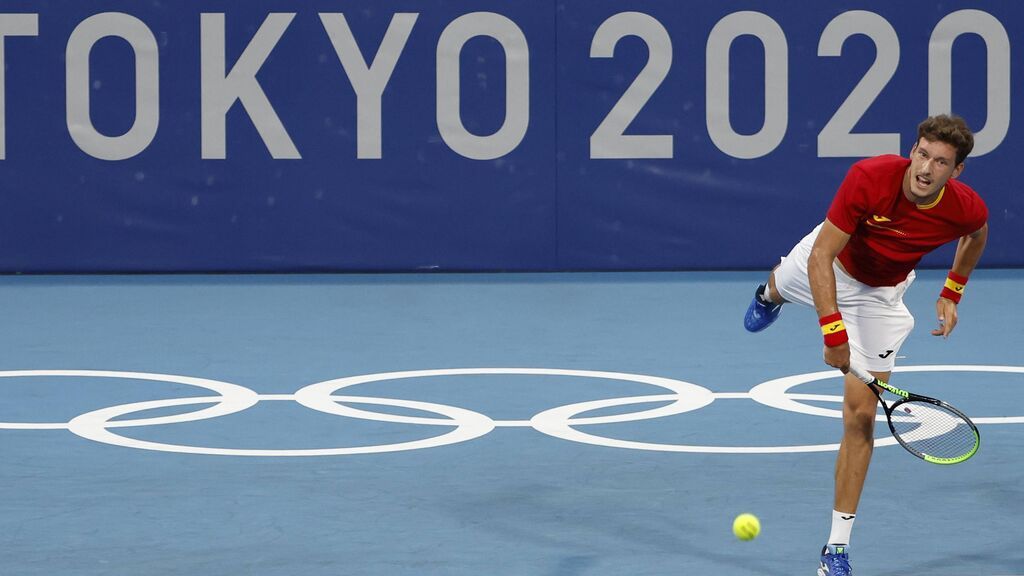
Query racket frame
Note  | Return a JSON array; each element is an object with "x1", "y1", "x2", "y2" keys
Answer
[{"x1": 847, "y1": 365, "x2": 980, "y2": 464}]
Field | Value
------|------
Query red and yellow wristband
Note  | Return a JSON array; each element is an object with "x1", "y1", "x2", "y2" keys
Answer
[
  {"x1": 819, "y1": 312, "x2": 848, "y2": 347},
  {"x1": 940, "y1": 271, "x2": 968, "y2": 304}
]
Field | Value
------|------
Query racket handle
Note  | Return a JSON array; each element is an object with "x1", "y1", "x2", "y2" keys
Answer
[{"x1": 846, "y1": 364, "x2": 877, "y2": 385}]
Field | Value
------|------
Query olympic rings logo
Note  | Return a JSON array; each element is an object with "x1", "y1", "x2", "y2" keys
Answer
[{"x1": 2, "y1": 366, "x2": 1021, "y2": 457}]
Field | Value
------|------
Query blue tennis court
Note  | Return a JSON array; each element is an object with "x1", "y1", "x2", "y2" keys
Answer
[
  {"x1": 2, "y1": 269, "x2": 1021, "y2": 575},
  {"x1": 4, "y1": 4, "x2": 1023, "y2": 574}
]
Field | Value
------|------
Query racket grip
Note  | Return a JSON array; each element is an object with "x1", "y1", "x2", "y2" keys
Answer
[{"x1": 847, "y1": 364, "x2": 876, "y2": 385}]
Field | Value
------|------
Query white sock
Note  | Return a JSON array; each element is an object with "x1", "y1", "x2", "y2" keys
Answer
[{"x1": 828, "y1": 509, "x2": 856, "y2": 546}]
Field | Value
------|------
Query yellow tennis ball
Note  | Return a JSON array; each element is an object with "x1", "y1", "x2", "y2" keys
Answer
[{"x1": 733, "y1": 513, "x2": 760, "y2": 541}]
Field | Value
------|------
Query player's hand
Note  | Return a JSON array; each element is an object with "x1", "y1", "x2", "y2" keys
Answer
[
  {"x1": 823, "y1": 342, "x2": 850, "y2": 372},
  {"x1": 932, "y1": 297, "x2": 959, "y2": 338}
]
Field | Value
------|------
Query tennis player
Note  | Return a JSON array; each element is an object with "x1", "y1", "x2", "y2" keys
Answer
[{"x1": 743, "y1": 115, "x2": 988, "y2": 575}]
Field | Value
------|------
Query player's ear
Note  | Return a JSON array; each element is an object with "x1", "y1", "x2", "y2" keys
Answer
[{"x1": 952, "y1": 162, "x2": 965, "y2": 179}]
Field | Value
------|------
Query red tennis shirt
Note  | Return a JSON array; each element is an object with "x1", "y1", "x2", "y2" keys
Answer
[{"x1": 825, "y1": 155, "x2": 988, "y2": 287}]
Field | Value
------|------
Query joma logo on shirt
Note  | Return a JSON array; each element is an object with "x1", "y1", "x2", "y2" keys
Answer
[{"x1": 865, "y1": 216, "x2": 908, "y2": 237}]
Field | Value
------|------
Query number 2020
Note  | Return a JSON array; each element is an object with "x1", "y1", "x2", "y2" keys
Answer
[{"x1": 590, "y1": 9, "x2": 1010, "y2": 160}]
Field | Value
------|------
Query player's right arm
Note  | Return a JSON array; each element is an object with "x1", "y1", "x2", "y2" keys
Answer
[{"x1": 808, "y1": 219, "x2": 853, "y2": 371}]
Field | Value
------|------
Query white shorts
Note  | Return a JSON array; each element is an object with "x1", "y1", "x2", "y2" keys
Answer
[{"x1": 773, "y1": 223, "x2": 915, "y2": 373}]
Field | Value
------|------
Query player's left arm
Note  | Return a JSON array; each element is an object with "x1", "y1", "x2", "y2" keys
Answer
[{"x1": 933, "y1": 222, "x2": 988, "y2": 338}]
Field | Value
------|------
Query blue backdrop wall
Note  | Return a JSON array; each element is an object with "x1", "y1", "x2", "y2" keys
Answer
[{"x1": 1, "y1": 1, "x2": 1020, "y2": 272}]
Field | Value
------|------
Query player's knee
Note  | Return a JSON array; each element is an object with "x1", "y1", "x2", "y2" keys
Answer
[{"x1": 844, "y1": 403, "x2": 877, "y2": 437}]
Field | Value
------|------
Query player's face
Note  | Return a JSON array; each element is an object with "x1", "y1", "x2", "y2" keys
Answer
[{"x1": 906, "y1": 137, "x2": 963, "y2": 203}]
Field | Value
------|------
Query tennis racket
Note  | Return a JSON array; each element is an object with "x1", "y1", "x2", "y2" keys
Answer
[{"x1": 847, "y1": 365, "x2": 980, "y2": 465}]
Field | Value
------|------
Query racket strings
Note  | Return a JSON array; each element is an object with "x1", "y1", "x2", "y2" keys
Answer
[{"x1": 889, "y1": 400, "x2": 977, "y2": 459}]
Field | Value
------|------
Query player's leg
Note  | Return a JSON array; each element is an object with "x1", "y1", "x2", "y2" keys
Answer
[
  {"x1": 755, "y1": 267, "x2": 785, "y2": 304},
  {"x1": 744, "y1": 224, "x2": 823, "y2": 332},
  {"x1": 819, "y1": 367, "x2": 888, "y2": 576},
  {"x1": 820, "y1": 274, "x2": 915, "y2": 575},
  {"x1": 832, "y1": 280, "x2": 916, "y2": 516},
  {"x1": 833, "y1": 367, "x2": 889, "y2": 514}
]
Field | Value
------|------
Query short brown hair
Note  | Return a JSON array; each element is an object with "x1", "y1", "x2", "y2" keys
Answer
[{"x1": 917, "y1": 115, "x2": 974, "y2": 165}]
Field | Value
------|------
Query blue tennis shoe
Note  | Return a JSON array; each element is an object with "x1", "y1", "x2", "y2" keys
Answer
[
  {"x1": 818, "y1": 544, "x2": 852, "y2": 576},
  {"x1": 743, "y1": 284, "x2": 782, "y2": 332}
]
